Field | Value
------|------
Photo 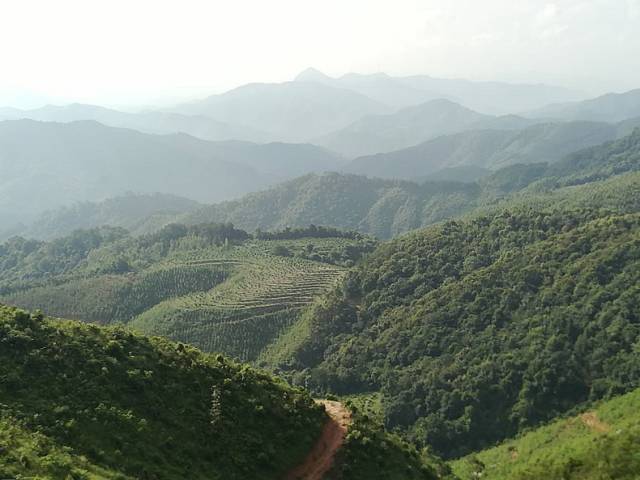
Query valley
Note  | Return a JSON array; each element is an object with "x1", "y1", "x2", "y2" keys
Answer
[{"x1": 2, "y1": 7, "x2": 640, "y2": 476}]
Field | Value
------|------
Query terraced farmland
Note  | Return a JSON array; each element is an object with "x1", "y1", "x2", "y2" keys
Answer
[
  {"x1": 130, "y1": 246, "x2": 346, "y2": 360},
  {"x1": 1, "y1": 229, "x2": 363, "y2": 362}
]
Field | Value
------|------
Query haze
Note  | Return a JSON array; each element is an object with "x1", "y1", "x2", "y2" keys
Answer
[{"x1": 2, "y1": 0, "x2": 639, "y2": 109}]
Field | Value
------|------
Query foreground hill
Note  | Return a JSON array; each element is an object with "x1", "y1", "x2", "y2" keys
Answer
[
  {"x1": 0, "y1": 303, "x2": 325, "y2": 480},
  {"x1": 275, "y1": 207, "x2": 640, "y2": 459},
  {"x1": 0, "y1": 304, "x2": 438, "y2": 480},
  {"x1": 345, "y1": 120, "x2": 620, "y2": 179},
  {"x1": 256, "y1": 131, "x2": 640, "y2": 459},
  {"x1": 451, "y1": 387, "x2": 640, "y2": 479},
  {"x1": 0, "y1": 119, "x2": 340, "y2": 226}
]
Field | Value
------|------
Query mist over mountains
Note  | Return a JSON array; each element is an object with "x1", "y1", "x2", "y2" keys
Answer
[
  {"x1": 0, "y1": 119, "x2": 339, "y2": 229},
  {"x1": 3, "y1": 68, "x2": 640, "y2": 239}
]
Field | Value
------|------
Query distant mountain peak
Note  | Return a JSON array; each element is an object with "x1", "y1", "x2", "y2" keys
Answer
[{"x1": 294, "y1": 67, "x2": 332, "y2": 83}]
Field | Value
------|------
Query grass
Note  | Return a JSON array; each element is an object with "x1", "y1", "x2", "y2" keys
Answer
[{"x1": 450, "y1": 387, "x2": 640, "y2": 480}]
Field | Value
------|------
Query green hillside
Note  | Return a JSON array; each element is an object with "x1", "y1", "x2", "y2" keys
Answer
[
  {"x1": 0, "y1": 303, "x2": 443, "y2": 480},
  {"x1": 277, "y1": 208, "x2": 640, "y2": 458},
  {"x1": 262, "y1": 130, "x2": 640, "y2": 459},
  {"x1": 0, "y1": 303, "x2": 325, "y2": 480},
  {"x1": 0, "y1": 224, "x2": 375, "y2": 361},
  {"x1": 451, "y1": 387, "x2": 640, "y2": 480}
]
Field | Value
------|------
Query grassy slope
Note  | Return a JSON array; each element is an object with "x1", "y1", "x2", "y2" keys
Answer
[
  {"x1": 0, "y1": 304, "x2": 325, "y2": 480},
  {"x1": 450, "y1": 387, "x2": 640, "y2": 480}
]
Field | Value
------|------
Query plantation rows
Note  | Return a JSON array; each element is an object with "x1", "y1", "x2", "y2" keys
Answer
[
  {"x1": 153, "y1": 308, "x2": 302, "y2": 361},
  {"x1": 130, "y1": 253, "x2": 346, "y2": 360},
  {"x1": 2, "y1": 238, "x2": 352, "y2": 361},
  {"x1": 2, "y1": 264, "x2": 231, "y2": 324}
]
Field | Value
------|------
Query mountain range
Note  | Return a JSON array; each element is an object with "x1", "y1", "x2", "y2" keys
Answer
[
  {"x1": 344, "y1": 119, "x2": 635, "y2": 179},
  {"x1": 294, "y1": 68, "x2": 584, "y2": 114},
  {"x1": 0, "y1": 120, "x2": 340, "y2": 228}
]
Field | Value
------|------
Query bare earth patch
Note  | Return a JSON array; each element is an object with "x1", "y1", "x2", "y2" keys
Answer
[
  {"x1": 284, "y1": 400, "x2": 351, "y2": 480},
  {"x1": 580, "y1": 411, "x2": 610, "y2": 433}
]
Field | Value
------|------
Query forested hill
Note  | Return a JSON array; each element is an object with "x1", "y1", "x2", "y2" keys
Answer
[
  {"x1": 255, "y1": 126, "x2": 640, "y2": 462},
  {"x1": 183, "y1": 129, "x2": 640, "y2": 238},
  {"x1": 0, "y1": 303, "x2": 442, "y2": 480},
  {"x1": 0, "y1": 303, "x2": 325, "y2": 480},
  {"x1": 344, "y1": 120, "x2": 624, "y2": 179},
  {"x1": 274, "y1": 207, "x2": 640, "y2": 459},
  {"x1": 6, "y1": 193, "x2": 202, "y2": 241},
  {"x1": 183, "y1": 173, "x2": 481, "y2": 239}
]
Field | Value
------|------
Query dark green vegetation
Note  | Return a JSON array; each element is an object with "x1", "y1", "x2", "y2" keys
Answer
[
  {"x1": 0, "y1": 119, "x2": 340, "y2": 227},
  {"x1": 0, "y1": 223, "x2": 375, "y2": 361},
  {"x1": 0, "y1": 303, "x2": 325, "y2": 480},
  {"x1": 185, "y1": 172, "x2": 482, "y2": 239},
  {"x1": 451, "y1": 387, "x2": 640, "y2": 480},
  {"x1": 259, "y1": 130, "x2": 640, "y2": 460},
  {"x1": 329, "y1": 405, "x2": 450, "y2": 480}
]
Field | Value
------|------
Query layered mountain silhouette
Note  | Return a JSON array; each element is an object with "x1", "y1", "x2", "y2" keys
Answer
[
  {"x1": 344, "y1": 120, "x2": 626, "y2": 179},
  {"x1": 172, "y1": 81, "x2": 390, "y2": 142},
  {"x1": 0, "y1": 103, "x2": 270, "y2": 143},
  {"x1": 0, "y1": 120, "x2": 340, "y2": 227},
  {"x1": 293, "y1": 68, "x2": 584, "y2": 113},
  {"x1": 526, "y1": 89, "x2": 640, "y2": 122}
]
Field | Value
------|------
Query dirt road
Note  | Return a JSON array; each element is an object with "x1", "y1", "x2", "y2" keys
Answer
[{"x1": 284, "y1": 400, "x2": 351, "y2": 480}]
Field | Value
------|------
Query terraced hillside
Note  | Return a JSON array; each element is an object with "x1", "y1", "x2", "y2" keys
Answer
[
  {"x1": 129, "y1": 240, "x2": 348, "y2": 360},
  {"x1": 0, "y1": 225, "x2": 372, "y2": 362}
]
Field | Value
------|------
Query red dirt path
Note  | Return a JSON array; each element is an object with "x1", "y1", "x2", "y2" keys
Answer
[{"x1": 284, "y1": 400, "x2": 351, "y2": 480}]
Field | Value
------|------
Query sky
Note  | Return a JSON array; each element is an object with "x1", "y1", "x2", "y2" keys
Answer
[{"x1": 1, "y1": 0, "x2": 639, "y2": 109}]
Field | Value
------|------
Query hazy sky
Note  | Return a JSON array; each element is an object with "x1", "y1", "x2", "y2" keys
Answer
[{"x1": 1, "y1": 0, "x2": 639, "y2": 109}]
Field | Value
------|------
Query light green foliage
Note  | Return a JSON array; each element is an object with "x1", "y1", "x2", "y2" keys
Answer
[
  {"x1": 450, "y1": 387, "x2": 640, "y2": 480},
  {"x1": 0, "y1": 224, "x2": 372, "y2": 361},
  {"x1": 0, "y1": 304, "x2": 325, "y2": 480}
]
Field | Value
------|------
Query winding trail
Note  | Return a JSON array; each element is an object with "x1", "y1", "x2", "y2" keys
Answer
[{"x1": 284, "y1": 400, "x2": 351, "y2": 480}]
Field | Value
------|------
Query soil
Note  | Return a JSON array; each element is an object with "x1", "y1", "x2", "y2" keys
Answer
[{"x1": 284, "y1": 400, "x2": 352, "y2": 480}]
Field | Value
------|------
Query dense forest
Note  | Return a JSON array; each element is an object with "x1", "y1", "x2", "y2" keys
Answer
[
  {"x1": 249, "y1": 130, "x2": 640, "y2": 460},
  {"x1": 451, "y1": 386, "x2": 640, "y2": 479},
  {"x1": 276, "y1": 208, "x2": 640, "y2": 458}
]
